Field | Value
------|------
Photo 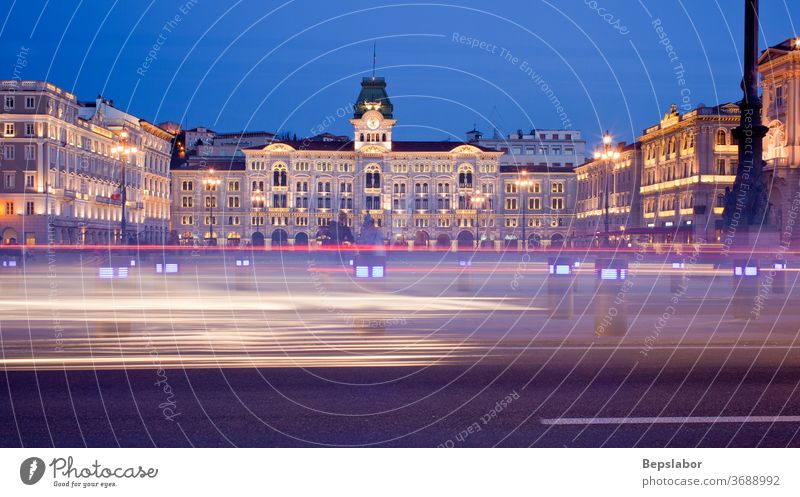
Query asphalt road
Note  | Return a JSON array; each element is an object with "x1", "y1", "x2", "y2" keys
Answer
[{"x1": 2, "y1": 346, "x2": 799, "y2": 448}]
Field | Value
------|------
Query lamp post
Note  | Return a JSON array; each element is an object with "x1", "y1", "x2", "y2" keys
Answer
[
  {"x1": 202, "y1": 169, "x2": 221, "y2": 245},
  {"x1": 594, "y1": 132, "x2": 620, "y2": 246},
  {"x1": 515, "y1": 170, "x2": 532, "y2": 249},
  {"x1": 112, "y1": 131, "x2": 137, "y2": 244},
  {"x1": 471, "y1": 190, "x2": 485, "y2": 249},
  {"x1": 251, "y1": 189, "x2": 266, "y2": 244}
]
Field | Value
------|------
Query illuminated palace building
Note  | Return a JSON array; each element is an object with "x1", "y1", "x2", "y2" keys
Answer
[
  {"x1": 172, "y1": 76, "x2": 577, "y2": 248},
  {"x1": 759, "y1": 38, "x2": 800, "y2": 237},
  {"x1": 0, "y1": 80, "x2": 172, "y2": 245},
  {"x1": 576, "y1": 103, "x2": 740, "y2": 245}
]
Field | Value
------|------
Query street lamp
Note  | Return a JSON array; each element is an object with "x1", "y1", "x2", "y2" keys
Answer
[
  {"x1": 251, "y1": 189, "x2": 266, "y2": 243},
  {"x1": 514, "y1": 170, "x2": 533, "y2": 249},
  {"x1": 202, "y1": 169, "x2": 221, "y2": 245},
  {"x1": 593, "y1": 131, "x2": 620, "y2": 246},
  {"x1": 471, "y1": 190, "x2": 485, "y2": 249},
  {"x1": 112, "y1": 131, "x2": 137, "y2": 244}
]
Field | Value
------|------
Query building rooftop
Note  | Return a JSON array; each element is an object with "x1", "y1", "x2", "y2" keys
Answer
[
  {"x1": 243, "y1": 140, "x2": 499, "y2": 153},
  {"x1": 171, "y1": 157, "x2": 246, "y2": 171},
  {"x1": 499, "y1": 164, "x2": 576, "y2": 174}
]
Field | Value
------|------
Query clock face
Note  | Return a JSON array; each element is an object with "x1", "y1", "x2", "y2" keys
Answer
[{"x1": 366, "y1": 118, "x2": 380, "y2": 130}]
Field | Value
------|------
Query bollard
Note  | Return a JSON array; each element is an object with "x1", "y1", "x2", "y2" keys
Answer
[
  {"x1": 0, "y1": 253, "x2": 23, "y2": 293},
  {"x1": 232, "y1": 257, "x2": 255, "y2": 291},
  {"x1": 770, "y1": 260, "x2": 786, "y2": 295},
  {"x1": 457, "y1": 257, "x2": 472, "y2": 292},
  {"x1": 353, "y1": 254, "x2": 386, "y2": 279},
  {"x1": 93, "y1": 255, "x2": 137, "y2": 297},
  {"x1": 669, "y1": 260, "x2": 687, "y2": 293},
  {"x1": 732, "y1": 259, "x2": 759, "y2": 319},
  {"x1": 594, "y1": 257, "x2": 629, "y2": 337},
  {"x1": 547, "y1": 257, "x2": 575, "y2": 319}
]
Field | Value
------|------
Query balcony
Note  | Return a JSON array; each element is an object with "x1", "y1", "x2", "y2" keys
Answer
[
  {"x1": 714, "y1": 144, "x2": 738, "y2": 154},
  {"x1": 764, "y1": 157, "x2": 787, "y2": 170}
]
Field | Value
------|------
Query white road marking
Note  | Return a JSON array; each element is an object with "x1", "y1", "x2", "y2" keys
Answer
[{"x1": 541, "y1": 416, "x2": 800, "y2": 426}]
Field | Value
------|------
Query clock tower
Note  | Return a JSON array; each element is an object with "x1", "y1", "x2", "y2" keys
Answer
[{"x1": 351, "y1": 76, "x2": 396, "y2": 151}]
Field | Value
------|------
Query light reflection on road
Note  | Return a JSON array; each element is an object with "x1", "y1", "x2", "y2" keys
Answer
[{"x1": 0, "y1": 257, "x2": 798, "y2": 370}]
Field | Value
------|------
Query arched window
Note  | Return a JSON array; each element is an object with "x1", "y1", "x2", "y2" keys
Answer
[
  {"x1": 365, "y1": 164, "x2": 381, "y2": 189},
  {"x1": 716, "y1": 129, "x2": 727, "y2": 145},
  {"x1": 457, "y1": 164, "x2": 474, "y2": 188},
  {"x1": 272, "y1": 163, "x2": 287, "y2": 187}
]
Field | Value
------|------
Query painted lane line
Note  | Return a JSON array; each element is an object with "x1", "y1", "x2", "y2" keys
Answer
[{"x1": 541, "y1": 416, "x2": 800, "y2": 426}]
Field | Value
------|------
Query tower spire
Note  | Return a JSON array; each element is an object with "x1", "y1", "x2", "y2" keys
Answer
[{"x1": 372, "y1": 42, "x2": 376, "y2": 80}]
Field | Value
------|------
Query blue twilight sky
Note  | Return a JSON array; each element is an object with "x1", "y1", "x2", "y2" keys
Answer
[{"x1": 1, "y1": 0, "x2": 797, "y2": 148}]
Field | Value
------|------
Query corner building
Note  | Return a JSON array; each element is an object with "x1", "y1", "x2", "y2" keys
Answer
[{"x1": 0, "y1": 80, "x2": 172, "y2": 246}]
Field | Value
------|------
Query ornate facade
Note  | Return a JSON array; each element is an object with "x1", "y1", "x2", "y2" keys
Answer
[
  {"x1": 172, "y1": 76, "x2": 512, "y2": 248},
  {"x1": 0, "y1": 81, "x2": 172, "y2": 245},
  {"x1": 575, "y1": 142, "x2": 642, "y2": 245},
  {"x1": 638, "y1": 103, "x2": 740, "y2": 243},
  {"x1": 760, "y1": 38, "x2": 800, "y2": 241}
]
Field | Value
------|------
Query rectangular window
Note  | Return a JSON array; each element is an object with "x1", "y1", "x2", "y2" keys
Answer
[
  {"x1": 25, "y1": 123, "x2": 34, "y2": 136},
  {"x1": 504, "y1": 197, "x2": 518, "y2": 210},
  {"x1": 24, "y1": 145, "x2": 35, "y2": 160},
  {"x1": 25, "y1": 173, "x2": 34, "y2": 188},
  {"x1": 4, "y1": 172, "x2": 14, "y2": 189},
  {"x1": 25, "y1": 201, "x2": 34, "y2": 215},
  {"x1": 25, "y1": 96, "x2": 35, "y2": 109},
  {"x1": 529, "y1": 197, "x2": 541, "y2": 210},
  {"x1": 4, "y1": 96, "x2": 14, "y2": 109},
  {"x1": 551, "y1": 197, "x2": 564, "y2": 210},
  {"x1": 4, "y1": 123, "x2": 14, "y2": 137},
  {"x1": 505, "y1": 218, "x2": 517, "y2": 228},
  {"x1": 227, "y1": 196, "x2": 240, "y2": 208}
]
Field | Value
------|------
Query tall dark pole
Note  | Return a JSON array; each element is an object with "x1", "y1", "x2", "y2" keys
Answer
[
  {"x1": 521, "y1": 187, "x2": 526, "y2": 246},
  {"x1": 604, "y1": 171, "x2": 610, "y2": 243},
  {"x1": 596, "y1": 132, "x2": 617, "y2": 246},
  {"x1": 209, "y1": 189, "x2": 214, "y2": 240},
  {"x1": 120, "y1": 154, "x2": 127, "y2": 244},
  {"x1": 115, "y1": 131, "x2": 135, "y2": 245},
  {"x1": 724, "y1": 0, "x2": 768, "y2": 229}
]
